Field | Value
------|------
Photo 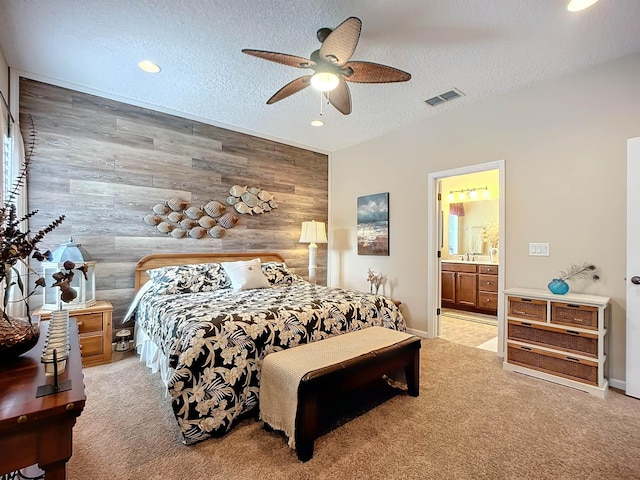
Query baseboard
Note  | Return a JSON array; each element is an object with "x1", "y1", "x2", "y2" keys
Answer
[
  {"x1": 406, "y1": 327, "x2": 429, "y2": 338},
  {"x1": 609, "y1": 377, "x2": 625, "y2": 391}
]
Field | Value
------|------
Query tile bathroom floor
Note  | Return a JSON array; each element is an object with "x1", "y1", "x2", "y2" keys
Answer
[{"x1": 440, "y1": 311, "x2": 498, "y2": 351}]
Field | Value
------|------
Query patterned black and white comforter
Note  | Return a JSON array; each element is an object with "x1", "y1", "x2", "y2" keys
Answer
[{"x1": 135, "y1": 281, "x2": 406, "y2": 444}]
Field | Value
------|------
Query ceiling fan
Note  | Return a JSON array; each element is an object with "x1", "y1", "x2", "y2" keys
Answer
[{"x1": 242, "y1": 17, "x2": 411, "y2": 115}]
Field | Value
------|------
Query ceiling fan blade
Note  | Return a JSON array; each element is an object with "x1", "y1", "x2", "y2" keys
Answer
[
  {"x1": 323, "y1": 78, "x2": 351, "y2": 115},
  {"x1": 343, "y1": 61, "x2": 412, "y2": 83},
  {"x1": 319, "y1": 17, "x2": 362, "y2": 66},
  {"x1": 266, "y1": 76, "x2": 312, "y2": 104},
  {"x1": 242, "y1": 49, "x2": 314, "y2": 69}
]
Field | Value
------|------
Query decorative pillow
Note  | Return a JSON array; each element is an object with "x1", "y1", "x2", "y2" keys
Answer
[
  {"x1": 221, "y1": 258, "x2": 271, "y2": 291},
  {"x1": 147, "y1": 262, "x2": 231, "y2": 295},
  {"x1": 261, "y1": 261, "x2": 299, "y2": 286}
]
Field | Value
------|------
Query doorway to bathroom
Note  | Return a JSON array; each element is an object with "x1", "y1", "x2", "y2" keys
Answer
[{"x1": 426, "y1": 161, "x2": 505, "y2": 356}]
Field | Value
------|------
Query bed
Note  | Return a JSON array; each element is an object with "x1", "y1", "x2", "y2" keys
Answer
[{"x1": 130, "y1": 252, "x2": 406, "y2": 445}]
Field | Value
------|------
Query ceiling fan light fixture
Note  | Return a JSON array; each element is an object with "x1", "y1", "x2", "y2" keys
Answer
[
  {"x1": 243, "y1": 16, "x2": 410, "y2": 115},
  {"x1": 310, "y1": 119, "x2": 324, "y2": 127},
  {"x1": 567, "y1": 0, "x2": 599, "y2": 12},
  {"x1": 310, "y1": 72, "x2": 339, "y2": 92},
  {"x1": 138, "y1": 60, "x2": 161, "y2": 73}
]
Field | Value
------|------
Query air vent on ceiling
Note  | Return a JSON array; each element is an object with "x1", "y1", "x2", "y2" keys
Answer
[{"x1": 425, "y1": 88, "x2": 465, "y2": 107}]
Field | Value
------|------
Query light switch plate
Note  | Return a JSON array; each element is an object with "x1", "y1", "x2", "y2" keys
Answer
[{"x1": 529, "y1": 243, "x2": 549, "y2": 256}]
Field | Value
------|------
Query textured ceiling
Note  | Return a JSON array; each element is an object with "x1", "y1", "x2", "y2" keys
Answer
[{"x1": 1, "y1": 0, "x2": 640, "y2": 153}]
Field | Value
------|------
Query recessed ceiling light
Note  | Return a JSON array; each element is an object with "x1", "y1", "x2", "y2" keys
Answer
[
  {"x1": 567, "y1": 0, "x2": 599, "y2": 12},
  {"x1": 138, "y1": 60, "x2": 161, "y2": 73},
  {"x1": 310, "y1": 120, "x2": 324, "y2": 127}
]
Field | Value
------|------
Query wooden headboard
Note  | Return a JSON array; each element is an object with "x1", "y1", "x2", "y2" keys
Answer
[{"x1": 134, "y1": 252, "x2": 286, "y2": 292}]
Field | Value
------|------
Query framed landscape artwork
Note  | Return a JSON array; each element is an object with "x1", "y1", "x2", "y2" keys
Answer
[{"x1": 357, "y1": 192, "x2": 389, "y2": 256}]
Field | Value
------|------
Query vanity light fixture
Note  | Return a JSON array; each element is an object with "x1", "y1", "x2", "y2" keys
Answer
[
  {"x1": 138, "y1": 60, "x2": 161, "y2": 73},
  {"x1": 447, "y1": 186, "x2": 491, "y2": 203}
]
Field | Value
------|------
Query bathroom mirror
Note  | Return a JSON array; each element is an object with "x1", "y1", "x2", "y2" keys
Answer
[{"x1": 447, "y1": 199, "x2": 498, "y2": 255}]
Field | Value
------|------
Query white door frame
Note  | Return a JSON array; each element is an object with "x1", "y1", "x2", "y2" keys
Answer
[
  {"x1": 626, "y1": 137, "x2": 640, "y2": 398},
  {"x1": 426, "y1": 160, "x2": 506, "y2": 357}
]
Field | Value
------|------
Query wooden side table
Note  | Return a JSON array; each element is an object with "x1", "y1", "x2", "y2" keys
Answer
[
  {"x1": 0, "y1": 319, "x2": 86, "y2": 479},
  {"x1": 35, "y1": 301, "x2": 113, "y2": 367}
]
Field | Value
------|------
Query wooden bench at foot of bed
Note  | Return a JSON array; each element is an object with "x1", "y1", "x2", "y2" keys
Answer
[{"x1": 259, "y1": 326, "x2": 421, "y2": 462}]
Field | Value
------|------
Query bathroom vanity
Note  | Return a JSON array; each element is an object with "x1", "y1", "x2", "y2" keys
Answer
[{"x1": 441, "y1": 260, "x2": 498, "y2": 315}]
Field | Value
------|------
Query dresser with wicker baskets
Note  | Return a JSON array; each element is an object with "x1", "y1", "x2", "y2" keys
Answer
[{"x1": 503, "y1": 287, "x2": 610, "y2": 397}]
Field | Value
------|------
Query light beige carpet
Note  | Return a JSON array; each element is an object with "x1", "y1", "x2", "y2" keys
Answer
[{"x1": 68, "y1": 339, "x2": 640, "y2": 480}]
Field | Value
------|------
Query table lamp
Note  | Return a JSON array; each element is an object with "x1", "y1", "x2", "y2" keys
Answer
[{"x1": 299, "y1": 221, "x2": 327, "y2": 284}]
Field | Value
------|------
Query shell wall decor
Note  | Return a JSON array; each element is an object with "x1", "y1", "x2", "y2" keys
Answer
[
  {"x1": 226, "y1": 185, "x2": 278, "y2": 215},
  {"x1": 143, "y1": 197, "x2": 234, "y2": 239},
  {"x1": 142, "y1": 187, "x2": 276, "y2": 239}
]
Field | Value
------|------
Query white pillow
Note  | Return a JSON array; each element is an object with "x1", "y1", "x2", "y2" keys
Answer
[{"x1": 221, "y1": 258, "x2": 271, "y2": 291}]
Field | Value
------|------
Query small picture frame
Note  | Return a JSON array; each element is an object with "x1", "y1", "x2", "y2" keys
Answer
[{"x1": 357, "y1": 192, "x2": 389, "y2": 256}]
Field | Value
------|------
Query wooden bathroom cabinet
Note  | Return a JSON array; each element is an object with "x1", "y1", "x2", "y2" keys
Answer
[{"x1": 441, "y1": 261, "x2": 497, "y2": 315}]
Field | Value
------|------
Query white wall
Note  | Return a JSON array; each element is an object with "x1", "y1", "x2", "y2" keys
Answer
[
  {"x1": 329, "y1": 52, "x2": 640, "y2": 384},
  {"x1": 0, "y1": 44, "x2": 7, "y2": 101}
]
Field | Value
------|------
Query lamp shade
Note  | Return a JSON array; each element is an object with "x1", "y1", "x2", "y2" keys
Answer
[{"x1": 299, "y1": 221, "x2": 328, "y2": 244}]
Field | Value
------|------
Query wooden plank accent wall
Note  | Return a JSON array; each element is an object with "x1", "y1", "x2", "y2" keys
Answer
[{"x1": 20, "y1": 78, "x2": 328, "y2": 333}]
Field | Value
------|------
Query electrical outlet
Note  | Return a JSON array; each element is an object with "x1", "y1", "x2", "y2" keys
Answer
[{"x1": 529, "y1": 243, "x2": 550, "y2": 256}]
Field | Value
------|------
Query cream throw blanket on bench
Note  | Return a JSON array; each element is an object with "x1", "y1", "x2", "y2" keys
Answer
[{"x1": 259, "y1": 326, "x2": 415, "y2": 448}]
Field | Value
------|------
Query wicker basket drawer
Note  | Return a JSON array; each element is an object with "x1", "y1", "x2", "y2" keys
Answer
[
  {"x1": 551, "y1": 302, "x2": 598, "y2": 330},
  {"x1": 507, "y1": 320, "x2": 598, "y2": 358},
  {"x1": 507, "y1": 343, "x2": 598, "y2": 385},
  {"x1": 508, "y1": 297, "x2": 547, "y2": 321}
]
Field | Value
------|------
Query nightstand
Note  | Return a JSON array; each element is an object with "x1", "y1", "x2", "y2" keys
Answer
[{"x1": 35, "y1": 300, "x2": 113, "y2": 367}]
